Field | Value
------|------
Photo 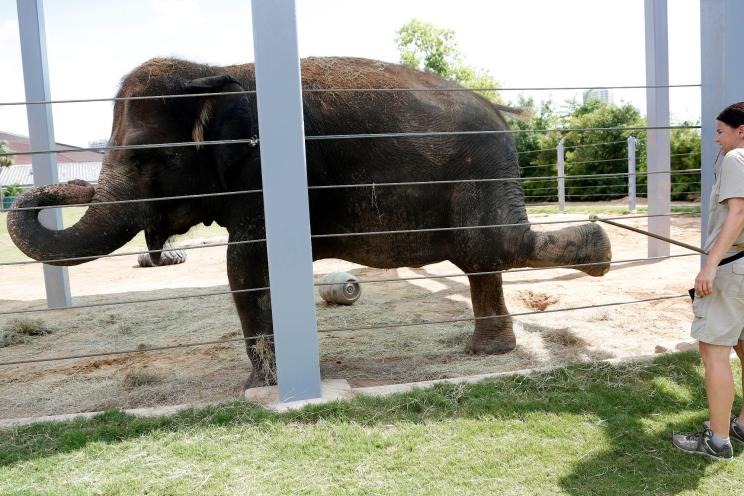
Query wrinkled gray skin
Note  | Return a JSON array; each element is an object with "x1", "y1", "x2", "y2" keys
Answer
[{"x1": 7, "y1": 57, "x2": 612, "y2": 388}]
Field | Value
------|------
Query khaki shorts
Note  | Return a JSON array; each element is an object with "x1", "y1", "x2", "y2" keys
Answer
[{"x1": 691, "y1": 258, "x2": 744, "y2": 346}]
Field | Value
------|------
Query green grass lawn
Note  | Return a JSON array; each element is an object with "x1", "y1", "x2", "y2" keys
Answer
[{"x1": 0, "y1": 352, "x2": 741, "y2": 495}]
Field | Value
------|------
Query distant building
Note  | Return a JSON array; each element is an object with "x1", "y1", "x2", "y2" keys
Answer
[
  {"x1": 0, "y1": 131, "x2": 102, "y2": 189},
  {"x1": 1, "y1": 162, "x2": 101, "y2": 188},
  {"x1": 583, "y1": 88, "x2": 612, "y2": 104},
  {"x1": 88, "y1": 138, "x2": 109, "y2": 151},
  {"x1": 0, "y1": 130, "x2": 104, "y2": 165}
]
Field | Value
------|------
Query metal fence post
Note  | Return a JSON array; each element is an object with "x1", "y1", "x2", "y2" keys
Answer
[
  {"x1": 700, "y1": 0, "x2": 744, "y2": 256},
  {"x1": 251, "y1": 0, "x2": 322, "y2": 402},
  {"x1": 627, "y1": 136, "x2": 637, "y2": 213},
  {"x1": 644, "y1": 0, "x2": 671, "y2": 258},
  {"x1": 557, "y1": 139, "x2": 565, "y2": 213},
  {"x1": 16, "y1": 0, "x2": 72, "y2": 308}
]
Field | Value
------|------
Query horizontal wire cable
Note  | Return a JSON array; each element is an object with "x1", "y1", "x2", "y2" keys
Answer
[
  {"x1": 0, "y1": 238, "x2": 265, "y2": 267},
  {"x1": 0, "y1": 188, "x2": 263, "y2": 213},
  {"x1": 317, "y1": 294, "x2": 688, "y2": 333},
  {"x1": 0, "y1": 136, "x2": 259, "y2": 159},
  {"x1": 0, "y1": 211, "x2": 692, "y2": 267},
  {"x1": 316, "y1": 253, "x2": 697, "y2": 287},
  {"x1": 0, "y1": 84, "x2": 702, "y2": 107},
  {"x1": 302, "y1": 125, "x2": 700, "y2": 144},
  {"x1": 1, "y1": 169, "x2": 701, "y2": 214},
  {"x1": 524, "y1": 181, "x2": 702, "y2": 193},
  {"x1": 565, "y1": 157, "x2": 628, "y2": 166},
  {"x1": 307, "y1": 212, "x2": 690, "y2": 240},
  {"x1": 566, "y1": 195, "x2": 700, "y2": 200},
  {"x1": 565, "y1": 140, "x2": 630, "y2": 149},
  {"x1": 307, "y1": 169, "x2": 701, "y2": 192},
  {"x1": 0, "y1": 334, "x2": 272, "y2": 367},
  {"x1": 0, "y1": 286, "x2": 270, "y2": 317},
  {"x1": 0, "y1": 252, "x2": 699, "y2": 320},
  {"x1": 516, "y1": 140, "x2": 627, "y2": 155},
  {"x1": 0, "y1": 125, "x2": 701, "y2": 159},
  {"x1": 520, "y1": 156, "x2": 701, "y2": 170}
]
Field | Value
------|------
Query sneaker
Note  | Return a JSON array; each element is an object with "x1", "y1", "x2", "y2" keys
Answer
[
  {"x1": 703, "y1": 418, "x2": 744, "y2": 445},
  {"x1": 731, "y1": 416, "x2": 744, "y2": 444},
  {"x1": 671, "y1": 427, "x2": 733, "y2": 461}
]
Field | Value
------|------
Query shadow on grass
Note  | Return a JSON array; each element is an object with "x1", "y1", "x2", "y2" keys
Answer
[{"x1": 1, "y1": 352, "x2": 739, "y2": 494}]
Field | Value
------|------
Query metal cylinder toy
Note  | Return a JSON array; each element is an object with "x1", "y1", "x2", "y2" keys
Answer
[{"x1": 317, "y1": 272, "x2": 361, "y2": 305}]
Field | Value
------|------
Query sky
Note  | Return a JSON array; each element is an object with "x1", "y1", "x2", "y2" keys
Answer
[{"x1": 0, "y1": 0, "x2": 701, "y2": 148}]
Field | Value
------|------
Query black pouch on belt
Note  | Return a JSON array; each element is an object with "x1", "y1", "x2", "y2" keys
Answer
[{"x1": 688, "y1": 250, "x2": 744, "y2": 302}]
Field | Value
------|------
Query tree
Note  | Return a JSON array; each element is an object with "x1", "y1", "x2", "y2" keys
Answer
[
  {"x1": 509, "y1": 96, "x2": 561, "y2": 202},
  {"x1": 669, "y1": 123, "x2": 702, "y2": 201},
  {"x1": 0, "y1": 141, "x2": 13, "y2": 167},
  {"x1": 557, "y1": 100, "x2": 648, "y2": 201},
  {"x1": 396, "y1": 19, "x2": 502, "y2": 103}
]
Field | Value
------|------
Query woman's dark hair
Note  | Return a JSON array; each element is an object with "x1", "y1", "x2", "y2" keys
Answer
[{"x1": 717, "y1": 102, "x2": 744, "y2": 128}]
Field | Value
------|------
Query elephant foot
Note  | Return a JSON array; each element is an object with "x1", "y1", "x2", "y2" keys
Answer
[
  {"x1": 242, "y1": 368, "x2": 277, "y2": 390},
  {"x1": 466, "y1": 332, "x2": 516, "y2": 355}
]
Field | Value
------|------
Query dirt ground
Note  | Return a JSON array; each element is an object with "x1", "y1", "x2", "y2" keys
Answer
[{"x1": 0, "y1": 212, "x2": 702, "y2": 419}]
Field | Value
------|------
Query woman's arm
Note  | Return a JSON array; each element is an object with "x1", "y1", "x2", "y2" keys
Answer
[{"x1": 695, "y1": 197, "x2": 744, "y2": 296}]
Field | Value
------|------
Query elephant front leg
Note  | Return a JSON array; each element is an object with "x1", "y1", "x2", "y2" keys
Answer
[
  {"x1": 464, "y1": 272, "x2": 516, "y2": 354},
  {"x1": 227, "y1": 243, "x2": 276, "y2": 389}
]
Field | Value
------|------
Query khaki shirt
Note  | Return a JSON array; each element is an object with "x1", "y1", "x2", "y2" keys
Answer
[{"x1": 704, "y1": 148, "x2": 744, "y2": 252}]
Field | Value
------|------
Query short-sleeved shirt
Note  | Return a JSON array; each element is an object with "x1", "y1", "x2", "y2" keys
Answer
[{"x1": 703, "y1": 148, "x2": 744, "y2": 252}]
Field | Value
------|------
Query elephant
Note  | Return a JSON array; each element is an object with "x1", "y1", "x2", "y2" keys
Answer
[{"x1": 7, "y1": 57, "x2": 612, "y2": 387}]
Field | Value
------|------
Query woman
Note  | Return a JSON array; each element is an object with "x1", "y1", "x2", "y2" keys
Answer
[{"x1": 672, "y1": 102, "x2": 744, "y2": 460}]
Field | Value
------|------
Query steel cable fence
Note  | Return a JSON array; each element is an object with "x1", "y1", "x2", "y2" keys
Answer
[
  {"x1": 0, "y1": 292, "x2": 691, "y2": 368},
  {"x1": 0, "y1": 211, "x2": 696, "y2": 267},
  {"x1": 0, "y1": 92, "x2": 705, "y2": 381}
]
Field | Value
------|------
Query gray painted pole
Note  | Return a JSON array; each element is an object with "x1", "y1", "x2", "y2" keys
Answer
[
  {"x1": 627, "y1": 136, "x2": 637, "y2": 213},
  {"x1": 644, "y1": 0, "x2": 671, "y2": 258},
  {"x1": 16, "y1": 0, "x2": 71, "y2": 308},
  {"x1": 251, "y1": 0, "x2": 322, "y2": 402},
  {"x1": 557, "y1": 139, "x2": 565, "y2": 213},
  {"x1": 700, "y1": 0, "x2": 744, "y2": 255}
]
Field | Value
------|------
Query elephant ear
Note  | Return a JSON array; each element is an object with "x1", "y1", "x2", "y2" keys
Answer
[{"x1": 180, "y1": 74, "x2": 257, "y2": 191}]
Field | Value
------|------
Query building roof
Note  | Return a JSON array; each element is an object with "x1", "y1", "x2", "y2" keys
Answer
[
  {"x1": 0, "y1": 131, "x2": 104, "y2": 165},
  {"x1": 1, "y1": 162, "x2": 102, "y2": 188}
]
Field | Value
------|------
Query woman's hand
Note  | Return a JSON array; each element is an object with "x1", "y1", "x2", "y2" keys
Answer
[{"x1": 694, "y1": 265, "x2": 718, "y2": 297}]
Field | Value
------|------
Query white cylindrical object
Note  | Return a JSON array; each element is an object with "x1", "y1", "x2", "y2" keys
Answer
[{"x1": 318, "y1": 272, "x2": 361, "y2": 305}]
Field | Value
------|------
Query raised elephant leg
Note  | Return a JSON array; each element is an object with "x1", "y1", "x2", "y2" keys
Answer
[
  {"x1": 462, "y1": 272, "x2": 515, "y2": 354},
  {"x1": 226, "y1": 240, "x2": 276, "y2": 388}
]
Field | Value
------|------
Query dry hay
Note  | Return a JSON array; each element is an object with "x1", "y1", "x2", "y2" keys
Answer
[{"x1": 0, "y1": 317, "x2": 55, "y2": 348}]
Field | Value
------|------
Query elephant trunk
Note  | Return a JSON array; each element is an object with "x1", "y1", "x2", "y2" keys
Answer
[
  {"x1": 524, "y1": 223, "x2": 612, "y2": 276},
  {"x1": 6, "y1": 179, "x2": 144, "y2": 266}
]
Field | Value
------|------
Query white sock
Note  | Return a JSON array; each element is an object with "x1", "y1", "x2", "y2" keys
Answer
[{"x1": 710, "y1": 433, "x2": 731, "y2": 449}]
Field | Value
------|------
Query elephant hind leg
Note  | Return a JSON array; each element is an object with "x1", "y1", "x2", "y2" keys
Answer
[{"x1": 461, "y1": 271, "x2": 516, "y2": 355}]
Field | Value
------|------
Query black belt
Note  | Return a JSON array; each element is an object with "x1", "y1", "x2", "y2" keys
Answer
[{"x1": 688, "y1": 250, "x2": 744, "y2": 301}]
